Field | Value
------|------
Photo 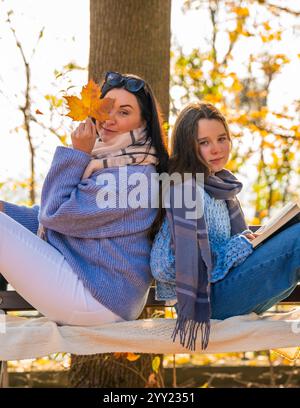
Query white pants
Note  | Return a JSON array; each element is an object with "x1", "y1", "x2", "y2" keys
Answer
[{"x1": 0, "y1": 212, "x2": 124, "y2": 325}]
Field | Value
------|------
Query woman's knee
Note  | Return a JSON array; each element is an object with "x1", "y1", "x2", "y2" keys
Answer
[{"x1": 279, "y1": 223, "x2": 300, "y2": 245}]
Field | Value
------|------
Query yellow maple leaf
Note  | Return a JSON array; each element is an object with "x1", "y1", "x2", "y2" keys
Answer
[
  {"x1": 64, "y1": 79, "x2": 114, "y2": 122},
  {"x1": 112, "y1": 352, "x2": 141, "y2": 361},
  {"x1": 126, "y1": 353, "x2": 141, "y2": 362},
  {"x1": 272, "y1": 347, "x2": 300, "y2": 361}
]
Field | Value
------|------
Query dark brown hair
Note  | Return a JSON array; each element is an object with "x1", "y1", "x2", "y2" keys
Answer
[
  {"x1": 148, "y1": 101, "x2": 231, "y2": 241},
  {"x1": 100, "y1": 73, "x2": 169, "y2": 175}
]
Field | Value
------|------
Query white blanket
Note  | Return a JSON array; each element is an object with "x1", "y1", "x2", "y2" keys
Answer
[{"x1": 1, "y1": 309, "x2": 300, "y2": 361}]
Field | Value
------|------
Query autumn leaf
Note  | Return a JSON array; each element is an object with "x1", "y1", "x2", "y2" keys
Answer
[
  {"x1": 64, "y1": 79, "x2": 114, "y2": 122},
  {"x1": 200, "y1": 382, "x2": 209, "y2": 388},
  {"x1": 112, "y1": 352, "x2": 140, "y2": 361},
  {"x1": 151, "y1": 356, "x2": 161, "y2": 373},
  {"x1": 271, "y1": 347, "x2": 300, "y2": 361},
  {"x1": 145, "y1": 373, "x2": 158, "y2": 388},
  {"x1": 126, "y1": 353, "x2": 141, "y2": 362},
  {"x1": 35, "y1": 109, "x2": 44, "y2": 115}
]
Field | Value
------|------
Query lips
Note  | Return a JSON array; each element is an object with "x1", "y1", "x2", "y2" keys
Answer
[
  {"x1": 102, "y1": 127, "x2": 117, "y2": 133},
  {"x1": 210, "y1": 157, "x2": 224, "y2": 163}
]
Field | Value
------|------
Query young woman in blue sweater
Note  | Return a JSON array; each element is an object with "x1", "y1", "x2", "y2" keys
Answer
[
  {"x1": 150, "y1": 102, "x2": 300, "y2": 351},
  {"x1": 0, "y1": 71, "x2": 168, "y2": 326}
]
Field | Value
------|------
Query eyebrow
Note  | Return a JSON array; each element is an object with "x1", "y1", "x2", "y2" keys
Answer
[
  {"x1": 119, "y1": 104, "x2": 133, "y2": 109},
  {"x1": 198, "y1": 133, "x2": 227, "y2": 140}
]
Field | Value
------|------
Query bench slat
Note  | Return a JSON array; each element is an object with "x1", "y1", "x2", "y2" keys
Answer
[
  {"x1": 0, "y1": 225, "x2": 298, "y2": 311},
  {"x1": 0, "y1": 285, "x2": 300, "y2": 312},
  {"x1": 0, "y1": 291, "x2": 33, "y2": 311}
]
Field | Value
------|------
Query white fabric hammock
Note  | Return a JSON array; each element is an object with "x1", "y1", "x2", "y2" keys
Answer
[{"x1": 1, "y1": 308, "x2": 300, "y2": 361}]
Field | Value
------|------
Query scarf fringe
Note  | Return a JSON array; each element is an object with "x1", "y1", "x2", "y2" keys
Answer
[{"x1": 171, "y1": 314, "x2": 210, "y2": 352}]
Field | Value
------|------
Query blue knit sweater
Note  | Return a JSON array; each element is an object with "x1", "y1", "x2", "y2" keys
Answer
[
  {"x1": 150, "y1": 190, "x2": 253, "y2": 303},
  {"x1": 2, "y1": 146, "x2": 158, "y2": 321}
]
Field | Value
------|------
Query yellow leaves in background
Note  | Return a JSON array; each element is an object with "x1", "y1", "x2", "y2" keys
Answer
[
  {"x1": 173, "y1": 0, "x2": 299, "y2": 228},
  {"x1": 271, "y1": 347, "x2": 300, "y2": 362},
  {"x1": 152, "y1": 356, "x2": 161, "y2": 373},
  {"x1": 250, "y1": 217, "x2": 261, "y2": 225},
  {"x1": 164, "y1": 307, "x2": 176, "y2": 319},
  {"x1": 200, "y1": 382, "x2": 209, "y2": 388},
  {"x1": 259, "y1": 209, "x2": 269, "y2": 219},
  {"x1": 262, "y1": 54, "x2": 290, "y2": 76},
  {"x1": 126, "y1": 353, "x2": 141, "y2": 362},
  {"x1": 233, "y1": 6, "x2": 250, "y2": 18},
  {"x1": 113, "y1": 352, "x2": 141, "y2": 362},
  {"x1": 246, "y1": 89, "x2": 267, "y2": 100},
  {"x1": 64, "y1": 79, "x2": 114, "y2": 122},
  {"x1": 261, "y1": 31, "x2": 282, "y2": 43},
  {"x1": 58, "y1": 135, "x2": 68, "y2": 146},
  {"x1": 250, "y1": 108, "x2": 268, "y2": 120},
  {"x1": 203, "y1": 93, "x2": 223, "y2": 104},
  {"x1": 188, "y1": 68, "x2": 203, "y2": 81},
  {"x1": 290, "y1": 125, "x2": 300, "y2": 140},
  {"x1": 45, "y1": 94, "x2": 64, "y2": 109}
]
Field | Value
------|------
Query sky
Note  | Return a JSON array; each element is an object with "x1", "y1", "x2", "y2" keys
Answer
[
  {"x1": 0, "y1": 0, "x2": 89, "y2": 183},
  {"x1": 0, "y1": 0, "x2": 299, "y2": 209}
]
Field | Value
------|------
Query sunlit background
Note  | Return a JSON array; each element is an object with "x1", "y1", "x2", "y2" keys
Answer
[
  {"x1": 0, "y1": 0, "x2": 299, "y2": 219},
  {"x1": 1, "y1": 0, "x2": 300, "y2": 385}
]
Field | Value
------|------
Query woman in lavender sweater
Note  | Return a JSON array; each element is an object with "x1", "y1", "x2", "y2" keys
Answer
[{"x1": 0, "y1": 72, "x2": 168, "y2": 326}]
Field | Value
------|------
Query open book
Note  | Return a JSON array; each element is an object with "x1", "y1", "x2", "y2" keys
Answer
[{"x1": 251, "y1": 201, "x2": 300, "y2": 248}]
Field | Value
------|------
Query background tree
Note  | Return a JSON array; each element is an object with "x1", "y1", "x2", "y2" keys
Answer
[
  {"x1": 1, "y1": 9, "x2": 82, "y2": 206},
  {"x1": 172, "y1": 0, "x2": 300, "y2": 223},
  {"x1": 88, "y1": 0, "x2": 171, "y2": 120},
  {"x1": 3, "y1": 11, "x2": 44, "y2": 205},
  {"x1": 69, "y1": 0, "x2": 171, "y2": 388}
]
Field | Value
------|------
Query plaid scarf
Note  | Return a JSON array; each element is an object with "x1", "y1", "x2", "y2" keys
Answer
[{"x1": 165, "y1": 169, "x2": 248, "y2": 351}]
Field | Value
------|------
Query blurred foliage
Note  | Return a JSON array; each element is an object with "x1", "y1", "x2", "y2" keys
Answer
[
  {"x1": 172, "y1": 0, "x2": 300, "y2": 224},
  {"x1": 1, "y1": 7, "x2": 87, "y2": 204}
]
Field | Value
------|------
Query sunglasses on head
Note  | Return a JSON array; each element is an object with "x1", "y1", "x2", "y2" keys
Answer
[{"x1": 101, "y1": 71, "x2": 145, "y2": 94}]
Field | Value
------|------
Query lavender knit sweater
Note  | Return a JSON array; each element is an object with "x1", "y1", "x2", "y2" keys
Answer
[{"x1": 2, "y1": 146, "x2": 158, "y2": 321}]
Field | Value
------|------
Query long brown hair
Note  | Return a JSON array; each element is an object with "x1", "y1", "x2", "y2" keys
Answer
[
  {"x1": 100, "y1": 72, "x2": 169, "y2": 175},
  {"x1": 148, "y1": 101, "x2": 231, "y2": 241},
  {"x1": 169, "y1": 102, "x2": 231, "y2": 176}
]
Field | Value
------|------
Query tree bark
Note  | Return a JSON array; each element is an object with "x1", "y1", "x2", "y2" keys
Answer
[
  {"x1": 69, "y1": 308, "x2": 165, "y2": 388},
  {"x1": 88, "y1": 0, "x2": 171, "y2": 119},
  {"x1": 69, "y1": 0, "x2": 171, "y2": 388}
]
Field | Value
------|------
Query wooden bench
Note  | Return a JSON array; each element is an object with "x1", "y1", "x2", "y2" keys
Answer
[
  {"x1": 0, "y1": 282, "x2": 300, "y2": 312},
  {"x1": 1, "y1": 224, "x2": 300, "y2": 387},
  {"x1": 0, "y1": 280, "x2": 300, "y2": 390},
  {"x1": 1, "y1": 224, "x2": 300, "y2": 311},
  {"x1": 0, "y1": 280, "x2": 299, "y2": 388}
]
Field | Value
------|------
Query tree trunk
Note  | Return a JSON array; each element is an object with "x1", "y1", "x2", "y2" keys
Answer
[
  {"x1": 69, "y1": 308, "x2": 165, "y2": 388},
  {"x1": 88, "y1": 0, "x2": 171, "y2": 119},
  {"x1": 69, "y1": 1, "x2": 171, "y2": 387}
]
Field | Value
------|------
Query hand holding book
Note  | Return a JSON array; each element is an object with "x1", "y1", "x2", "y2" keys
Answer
[
  {"x1": 243, "y1": 232, "x2": 261, "y2": 242},
  {"x1": 249, "y1": 201, "x2": 300, "y2": 248}
]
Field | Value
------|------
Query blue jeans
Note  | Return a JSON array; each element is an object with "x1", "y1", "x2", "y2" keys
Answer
[{"x1": 210, "y1": 223, "x2": 300, "y2": 320}]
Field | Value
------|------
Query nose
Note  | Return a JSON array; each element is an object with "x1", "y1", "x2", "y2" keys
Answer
[
  {"x1": 104, "y1": 112, "x2": 116, "y2": 126},
  {"x1": 210, "y1": 143, "x2": 220, "y2": 155}
]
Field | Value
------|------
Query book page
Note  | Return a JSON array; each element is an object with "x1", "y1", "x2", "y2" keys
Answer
[
  {"x1": 255, "y1": 202, "x2": 296, "y2": 234},
  {"x1": 252, "y1": 201, "x2": 300, "y2": 248}
]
